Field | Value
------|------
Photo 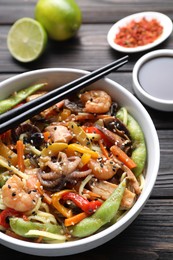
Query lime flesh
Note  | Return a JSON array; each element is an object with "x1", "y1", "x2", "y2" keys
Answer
[{"x1": 7, "y1": 17, "x2": 48, "y2": 63}]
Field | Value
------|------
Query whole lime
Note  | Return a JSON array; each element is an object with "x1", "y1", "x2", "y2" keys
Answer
[
  {"x1": 7, "y1": 17, "x2": 48, "y2": 63},
  {"x1": 34, "y1": 0, "x2": 82, "y2": 41}
]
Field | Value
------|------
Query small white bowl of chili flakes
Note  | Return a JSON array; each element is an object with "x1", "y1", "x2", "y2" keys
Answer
[{"x1": 107, "y1": 12, "x2": 173, "y2": 53}]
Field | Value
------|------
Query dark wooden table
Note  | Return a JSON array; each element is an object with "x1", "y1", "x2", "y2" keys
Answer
[{"x1": 0, "y1": 1, "x2": 173, "y2": 259}]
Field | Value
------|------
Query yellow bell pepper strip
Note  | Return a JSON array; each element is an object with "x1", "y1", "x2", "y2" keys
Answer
[
  {"x1": 0, "y1": 83, "x2": 47, "y2": 114},
  {"x1": 51, "y1": 190, "x2": 73, "y2": 218},
  {"x1": 81, "y1": 153, "x2": 91, "y2": 166},
  {"x1": 58, "y1": 108, "x2": 71, "y2": 121},
  {"x1": 67, "y1": 143, "x2": 99, "y2": 159},
  {"x1": 68, "y1": 121, "x2": 91, "y2": 147},
  {"x1": 62, "y1": 192, "x2": 102, "y2": 215},
  {"x1": 70, "y1": 178, "x2": 126, "y2": 238},
  {"x1": 41, "y1": 142, "x2": 68, "y2": 157}
]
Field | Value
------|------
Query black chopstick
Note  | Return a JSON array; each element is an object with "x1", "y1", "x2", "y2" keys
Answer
[
  {"x1": 0, "y1": 56, "x2": 128, "y2": 134},
  {"x1": 0, "y1": 55, "x2": 128, "y2": 124}
]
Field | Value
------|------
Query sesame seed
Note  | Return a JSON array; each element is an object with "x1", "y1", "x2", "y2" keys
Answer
[
  {"x1": 12, "y1": 192, "x2": 16, "y2": 197},
  {"x1": 8, "y1": 161, "x2": 11, "y2": 167}
]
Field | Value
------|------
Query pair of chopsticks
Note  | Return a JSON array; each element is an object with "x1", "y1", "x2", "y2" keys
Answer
[{"x1": 0, "y1": 55, "x2": 128, "y2": 134}]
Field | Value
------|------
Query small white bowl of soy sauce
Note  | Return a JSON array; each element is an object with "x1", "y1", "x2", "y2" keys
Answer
[{"x1": 132, "y1": 49, "x2": 173, "y2": 111}]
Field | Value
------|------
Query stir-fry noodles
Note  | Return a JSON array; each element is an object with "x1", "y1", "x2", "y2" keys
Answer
[{"x1": 0, "y1": 85, "x2": 146, "y2": 243}]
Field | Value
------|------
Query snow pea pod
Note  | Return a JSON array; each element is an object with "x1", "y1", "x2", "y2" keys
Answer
[
  {"x1": 116, "y1": 107, "x2": 147, "y2": 177},
  {"x1": 70, "y1": 178, "x2": 126, "y2": 238},
  {"x1": 9, "y1": 217, "x2": 65, "y2": 241},
  {"x1": 0, "y1": 83, "x2": 47, "y2": 114}
]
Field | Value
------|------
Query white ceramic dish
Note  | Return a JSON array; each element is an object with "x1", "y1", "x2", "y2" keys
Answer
[
  {"x1": 107, "y1": 12, "x2": 173, "y2": 53},
  {"x1": 0, "y1": 68, "x2": 160, "y2": 256},
  {"x1": 133, "y1": 49, "x2": 173, "y2": 111}
]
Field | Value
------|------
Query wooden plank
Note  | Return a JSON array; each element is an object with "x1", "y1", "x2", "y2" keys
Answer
[
  {"x1": 151, "y1": 130, "x2": 173, "y2": 197},
  {"x1": 1, "y1": 0, "x2": 173, "y2": 24},
  {"x1": 0, "y1": 24, "x2": 173, "y2": 73}
]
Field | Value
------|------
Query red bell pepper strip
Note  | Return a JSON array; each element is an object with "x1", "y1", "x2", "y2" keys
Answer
[
  {"x1": 0, "y1": 208, "x2": 20, "y2": 228},
  {"x1": 52, "y1": 190, "x2": 73, "y2": 218},
  {"x1": 62, "y1": 192, "x2": 102, "y2": 215}
]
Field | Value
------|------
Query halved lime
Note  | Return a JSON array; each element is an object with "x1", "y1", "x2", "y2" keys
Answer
[{"x1": 7, "y1": 17, "x2": 48, "y2": 63}]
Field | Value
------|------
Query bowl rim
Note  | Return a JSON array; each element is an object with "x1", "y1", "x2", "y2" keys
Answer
[
  {"x1": 0, "y1": 68, "x2": 160, "y2": 256},
  {"x1": 132, "y1": 49, "x2": 173, "y2": 111},
  {"x1": 107, "y1": 11, "x2": 173, "y2": 53}
]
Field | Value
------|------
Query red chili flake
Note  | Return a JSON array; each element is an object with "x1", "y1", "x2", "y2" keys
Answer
[{"x1": 114, "y1": 17, "x2": 163, "y2": 48}]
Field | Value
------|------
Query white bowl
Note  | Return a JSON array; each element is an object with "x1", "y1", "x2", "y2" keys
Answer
[
  {"x1": 107, "y1": 12, "x2": 173, "y2": 53},
  {"x1": 132, "y1": 49, "x2": 173, "y2": 111},
  {"x1": 0, "y1": 68, "x2": 160, "y2": 256}
]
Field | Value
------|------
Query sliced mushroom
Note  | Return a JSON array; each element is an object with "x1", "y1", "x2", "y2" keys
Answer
[
  {"x1": 95, "y1": 124, "x2": 132, "y2": 153},
  {"x1": 103, "y1": 116, "x2": 130, "y2": 138},
  {"x1": 11, "y1": 123, "x2": 44, "y2": 148},
  {"x1": 64, "y1": 99, "x2": 83, "y2": 114},
  {"x1": 89, "y1": 178, "x2": 136, "y2": 210},
  {"x1": 109, "y1": 102, "x2": 119, "y2": 116}
]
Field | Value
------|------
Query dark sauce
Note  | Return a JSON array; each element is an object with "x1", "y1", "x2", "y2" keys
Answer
[{"x1": 138, "y1": 56, "x2": 173, "y2": 100}]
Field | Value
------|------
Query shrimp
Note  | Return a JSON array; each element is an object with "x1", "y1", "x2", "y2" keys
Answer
[
  {"x1": 80, "y1": 90, "x2": 112, "y2": 114},
  {"x1": 87, "y1": 157, "x2": 121, "y2": 180},
  {"x1": 88, "y1": 156, "x2": 141, "y2": 194},
  {"x1": 2, "y1": 174, "x2": 40, "y2": 212}
]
